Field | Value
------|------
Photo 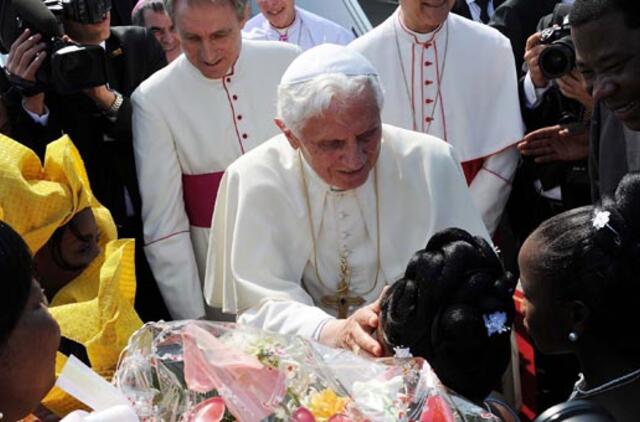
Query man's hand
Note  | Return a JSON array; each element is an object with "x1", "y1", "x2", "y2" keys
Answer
[
  {"x1": 524, "y1": 32, "x2": 548, "y2": 88},
  {"x1": 6, "y1": 29, "x2": 47, "y2": 82},
  {"x1": 318, "y1": 292, "x2": 385, "y2": 357},
  {"x1": 6, "y1": 28, "x2": 48, "y2": 115},
  {"x1": 517, "y1": 124, "x2": 589, "y2": 163},
  {"x1": 84, "y1": 85, "x2": 117, "y2": 110},
  {"x1": 556, "y1": 69, "x2": 593, "y2": 112}
]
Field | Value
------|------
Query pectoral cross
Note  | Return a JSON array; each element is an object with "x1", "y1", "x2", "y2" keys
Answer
[{"x1": 320, "y1": 256, "x2": 365, "y2": 318}]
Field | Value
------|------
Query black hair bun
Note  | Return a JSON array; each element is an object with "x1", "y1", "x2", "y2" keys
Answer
[{"x1": 380, "y1": 228, "x2": 517, "y2": 401}]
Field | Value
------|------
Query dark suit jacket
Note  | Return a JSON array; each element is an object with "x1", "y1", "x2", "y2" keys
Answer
[
  {"x1": 451, "y1": 0, "x2": 506, "y2": 21},
  {"x1": 489, "y1": 0, "x2": 559, "y2": 72},
  {"x1": 590, "y1": 101, "x2": 640, "y2": 201}
]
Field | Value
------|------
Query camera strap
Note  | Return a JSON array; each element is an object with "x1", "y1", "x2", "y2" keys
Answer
[{"x1": 4, "y1": 68, "x2": 46, "y2": 97}]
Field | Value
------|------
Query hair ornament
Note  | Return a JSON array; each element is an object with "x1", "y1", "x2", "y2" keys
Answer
[
  {"x1": 393, "y1": 346, "x2": 413, "y2": 359},
  {"x1": 483, "y1": 311, "x2": 510, "y2": 337},
  {"x1": 592, "y1": 209, "x2": 621, "y2": 240},
  {"x1": 592, "y1": 210, "x2": 611, "y2": 230}
]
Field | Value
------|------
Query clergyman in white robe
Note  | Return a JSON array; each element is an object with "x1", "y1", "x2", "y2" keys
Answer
[
  {"x1": 132, "y1": 39, "x2": 299, "y2": 320},
  {"x1": 205, "y1": 123, "x2": 489, "y2": 338},
  {"x1": 350, "y1": 8, "x2": 525, "y2": 235},
  {"x1": 243, "y1": 6, "x2": 354, "y2": 50}
]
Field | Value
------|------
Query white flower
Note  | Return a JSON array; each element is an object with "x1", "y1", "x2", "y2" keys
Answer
[
  {"x1": 592, "y1": 210, "x2": 611, "y2": 230},
  {"x1": 483, "y1": 312, "x2": 509, "y2": 337},
  {"x1": 393, "y1": 346, "x2": 412, "y2": 359}
]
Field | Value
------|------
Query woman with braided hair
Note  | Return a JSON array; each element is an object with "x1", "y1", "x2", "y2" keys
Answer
[
  {"x1": 379, "y1": 228, "x2": 519, "y2": 421},
  {"x1": 519, "y1": 173, "x2": 640, "y2": 421}
]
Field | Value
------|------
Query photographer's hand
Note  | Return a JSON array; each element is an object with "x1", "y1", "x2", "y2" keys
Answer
[
  {"x1": 84, "y1": 85, "x2": 117, "y2": 110},
  {"x1": 6, "y1": 29, "x2": 47, "y2": 115},
  {"x1": 556, "y1": 70, "x2": 594, "y2": 113},
  {"x1": 517, "y1": 124, "x2": 589, "y2": 163},
  {"x1": 524, "y1": 32, "x2": 548, "y2": 88}
]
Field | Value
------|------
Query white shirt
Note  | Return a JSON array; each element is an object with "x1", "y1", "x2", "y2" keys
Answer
[
  {"x1": 350, "y1": 10, "x2": 524, "y2": 234},
  {"x1": 204, "y1": 124, "x2": 489, "y2": 338},
  {"x1": 132, "y1": 40, "x2": 300, "y2": 320},
  {"x1": 465, "y1": 0, "x2": 496, "y2": 23},
  {"x1": 243, "y1": 6, "x2": 354, "y2": 51}
]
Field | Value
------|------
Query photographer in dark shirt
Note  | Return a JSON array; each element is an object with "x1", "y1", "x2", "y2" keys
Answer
[
  {"x1": 2, "y1": 0, "x2": 170, "y2": 321},
  {"x1": 510, "y1": 3, "x2": 592, "y2": 243}
]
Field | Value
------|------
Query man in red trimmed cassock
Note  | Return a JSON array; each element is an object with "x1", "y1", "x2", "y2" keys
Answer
[
  {"x1": 132, "y1": 0, "x2": 299, "y2": 320},
  {"x1": 350, "y1": 0, "x2": 524, "y2": 235}
]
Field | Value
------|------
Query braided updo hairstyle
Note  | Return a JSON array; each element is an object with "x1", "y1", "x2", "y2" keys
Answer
[
  {"x1": 527, "y1": 173, "x2": 640, "y2": 360},
  {"x1": 380, "y1": 228, "x2": 517, "y2": 402}
]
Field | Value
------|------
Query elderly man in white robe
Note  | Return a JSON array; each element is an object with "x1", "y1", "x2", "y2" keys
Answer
[
  {"x1": 243, "y1": 0, "x2": 354, "y2": 50},
  {"x1": 204, "y1": 44, "x2": 489, "y2": 355},
  {"x1": 132, "y1": 0, "x2": 299, "y2": 320},
  {"x1": 350, "y1": 0, "x2": 525, "y2": 235}
]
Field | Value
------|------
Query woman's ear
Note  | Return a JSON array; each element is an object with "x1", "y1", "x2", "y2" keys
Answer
[{"x1": 566, "y1": 300, "x2": 590, "y2": 342}]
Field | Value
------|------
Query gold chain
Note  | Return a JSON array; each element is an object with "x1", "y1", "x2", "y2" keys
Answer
[{"x1": 298, "y1": 151, "x2": 382, "y2": 298}]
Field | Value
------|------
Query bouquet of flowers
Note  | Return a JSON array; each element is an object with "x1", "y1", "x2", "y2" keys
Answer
[{"x1": 113, "y1": 321, "x2": 499, "y2": 422}]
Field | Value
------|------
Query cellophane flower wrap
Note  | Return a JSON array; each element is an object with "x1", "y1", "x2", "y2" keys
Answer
[{"x1": 113, "y1": 321, "x2": 500, "y2": 422}]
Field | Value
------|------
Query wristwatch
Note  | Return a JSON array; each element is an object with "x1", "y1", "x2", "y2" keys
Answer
[{"x1": 106, "y1": 90, "x2": 124, "y2": 115}]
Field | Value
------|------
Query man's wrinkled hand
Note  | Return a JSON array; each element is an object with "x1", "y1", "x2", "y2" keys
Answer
[
  {"x1": 517, "y1": 124, "x2": 589, "y2": 163},
  {"x1": 319, "y1": 288, "x2": 387, "y2": 357}
]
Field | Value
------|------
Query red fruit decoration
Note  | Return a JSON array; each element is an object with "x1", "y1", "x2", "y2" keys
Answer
[{"x1": 292, "y1": 407, "x2": 316, "y2": 422}]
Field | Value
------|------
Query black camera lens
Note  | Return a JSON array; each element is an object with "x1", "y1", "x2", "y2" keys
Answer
[{"x1": 539, "y1": 37, "x2": 576, "y2": 80}]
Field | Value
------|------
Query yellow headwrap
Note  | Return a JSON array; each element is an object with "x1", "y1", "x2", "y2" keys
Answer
[{"x1": 0, "y1": 135, "x2": 143, "y2": 416}]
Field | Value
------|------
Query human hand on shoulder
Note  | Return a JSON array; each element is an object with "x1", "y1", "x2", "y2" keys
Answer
[
  {"x1": 524, "y1": 32, "x2": 548, "y2": 88},
  {"x1": 318, "y1": 292, "x2": 386, "y2": 357}
]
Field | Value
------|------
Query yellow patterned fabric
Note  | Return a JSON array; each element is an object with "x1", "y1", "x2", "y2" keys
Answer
[{"x1": 0, "y1": 135, "x2": 143, "y2": 416}]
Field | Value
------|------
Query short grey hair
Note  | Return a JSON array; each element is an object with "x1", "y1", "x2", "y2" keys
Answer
[
  {"x1": 277, "y1": 74, "x2": 384, "y2": 137},
  {"x1": 131, "y1": 0, "x2": 167, "y2": 26},
  {"x1": 166, "y1": 0, "x2": 246, "y2": 21}
]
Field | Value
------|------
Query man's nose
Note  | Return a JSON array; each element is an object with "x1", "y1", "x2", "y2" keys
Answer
[
  {"x1": 342, "y1": 142, "x2": 366, "y2": 169},
  {"x1": 200, "y1": 41, "x2": 217, "y2": 62}
]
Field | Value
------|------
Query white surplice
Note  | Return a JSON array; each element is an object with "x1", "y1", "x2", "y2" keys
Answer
[
  {"x1": 204, "y1": 124, "x2": 490, "y2": 339},
  {"x1": 350, "y1": 10, "x2": 524, "y2": 234},
  {"x1": 243, "y1": 6, "x2": 354, "y2": 51},
  {"x1": 132, "y1": 40, "x2": 299, "y2": 320}
]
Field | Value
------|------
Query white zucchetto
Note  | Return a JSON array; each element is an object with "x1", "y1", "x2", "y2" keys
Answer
[{"x1": 280, "y1": 44, "x2": 379, "y2": 86}]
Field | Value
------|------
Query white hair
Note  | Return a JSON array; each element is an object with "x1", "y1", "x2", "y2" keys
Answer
[{"x1": 277, "y1": 73, "x2": 384, "y2": 137}]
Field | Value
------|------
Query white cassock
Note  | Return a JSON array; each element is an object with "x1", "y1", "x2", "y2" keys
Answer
[
  {"x1": 350, "y1": 10, "x2": 525, "y2": 234},
  {"x1": 243, "y1": 6, "x2": 354, "y2": 51},
  {"x1": 204, "y1": 124, "x2": 490, "y2": 338},
  {"x1": 132, "y1": 40, "x2": 300, "y2": 320}
]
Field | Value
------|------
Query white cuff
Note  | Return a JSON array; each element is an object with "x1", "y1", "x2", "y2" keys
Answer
[
  {"x1": 22, "y1": 99, "x2": 50, "y2": 126},
  {"x1": 523, "y1": 72, "x2": 551, "y2": 109}
]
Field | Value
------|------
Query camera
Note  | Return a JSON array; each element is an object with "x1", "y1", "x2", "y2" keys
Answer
[
  {"x1": 538, "y1": 17, "x2": 575, "y2": 80},
  {"x1": 0, "y1": 0, "x2": 109, "y2": 94}
]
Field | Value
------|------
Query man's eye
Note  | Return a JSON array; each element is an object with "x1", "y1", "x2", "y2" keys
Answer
[{"x1": 321, "y1": 141, "x2": 343, "y2": 150}]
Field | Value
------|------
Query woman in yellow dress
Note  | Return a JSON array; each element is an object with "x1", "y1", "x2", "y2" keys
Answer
[{"x1": 0, "y1": 134, "x2": 143, "y2": 416}]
